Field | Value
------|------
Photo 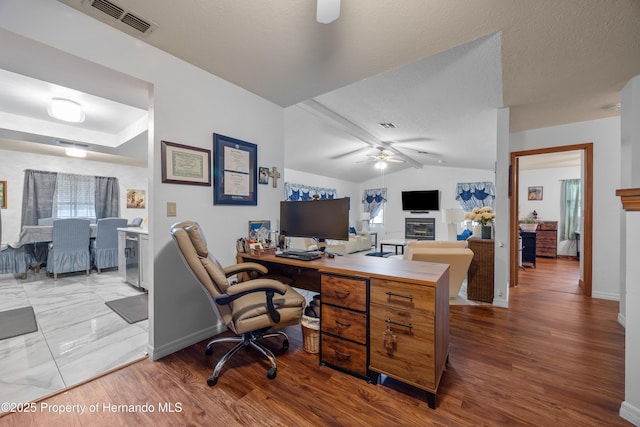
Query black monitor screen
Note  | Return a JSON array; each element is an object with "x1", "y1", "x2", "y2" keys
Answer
[{"x1": 280, "y1": 198, "x2": 349, "y2": 241}]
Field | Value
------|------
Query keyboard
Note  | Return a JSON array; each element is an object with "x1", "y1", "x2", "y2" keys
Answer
[{"x1": 276, "y1": 251, "x2": 321, "y2": 261}]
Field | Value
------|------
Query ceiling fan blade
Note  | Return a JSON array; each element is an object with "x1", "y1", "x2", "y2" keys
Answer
[
  {"x1": 330, "y1": 146, "x2": 371, "y2": 160},
  {"x1": 387, "y1": 158, "x2": 405, "y2": 163}
]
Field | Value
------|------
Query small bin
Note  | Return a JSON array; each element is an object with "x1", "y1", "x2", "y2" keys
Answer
[{"x1": 301, "y1": 315, "x2": 320, "y2": 354}]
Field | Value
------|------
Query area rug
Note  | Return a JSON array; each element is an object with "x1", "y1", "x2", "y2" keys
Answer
[
  {"x1": 0, "y1": 306, "x2": 38, "y2": 340},
  {"x1": 105, "y1": 293, "x2": 148, "y2": 324},
  {"x1": 365, "y1": 251, "x2": 392, "y2": 258}
]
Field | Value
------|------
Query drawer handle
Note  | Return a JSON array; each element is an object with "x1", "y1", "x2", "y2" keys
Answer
[
  {"x1": 334, "y1": 290, "x2": 351, "y2": 297},
  {"x1": 385, "y1": 318, "x2": 413, "y2": 330},
  {"x1": 335, "y1": 319, "x2": 351, "y2": 327},
  {"x1": 334, "y1": 349, "x2": 351, "y2": 359},
  {"x1": 386, "y1": 291, "x2": 413, "y2": 301}
]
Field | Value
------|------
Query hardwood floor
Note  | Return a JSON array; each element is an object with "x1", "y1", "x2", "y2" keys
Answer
[{"x1": 1, "y1": 258, "x2": 629, "y2": 426}]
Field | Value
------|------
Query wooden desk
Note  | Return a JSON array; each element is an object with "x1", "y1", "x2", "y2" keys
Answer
[{"x1": 238, "y1": 252, "x2": 450, "y2": 409}]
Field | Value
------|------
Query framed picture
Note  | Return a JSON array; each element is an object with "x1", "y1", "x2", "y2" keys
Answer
[
  {"x1": 213, "y1": 133, "x2": 257, "y2": 205},
  {"x1": 528, "y1": 186, "x2": 543, "y2": 201},
  {"x1": 258, "y1": 167, "x2": 269, "y2": 185},
  {"x1": 161, "y1": 140, "x2": 211, "y2": 186},
  {"x1": 0, "y1": 180, "x2": 6, "y2": 208},
  {"x1": 126, "y1": 189, "x2": 146, "y2": 208},
  {"x1": 248, "y1": 220, "x2": 271, "y2": 242}
]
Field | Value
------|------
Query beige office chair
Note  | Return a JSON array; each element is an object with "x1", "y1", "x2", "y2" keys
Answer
[{"x1": 170, "y1": 220, "x2": 305, "y2": 385}]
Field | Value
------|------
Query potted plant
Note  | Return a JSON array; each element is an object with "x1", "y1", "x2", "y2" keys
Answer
[
  {"x1": 520, "y1": 211, "x2": 540, "y2": 232},
  {"x1": 464, "y1": 206, "x2": 496, "y2": 239}
]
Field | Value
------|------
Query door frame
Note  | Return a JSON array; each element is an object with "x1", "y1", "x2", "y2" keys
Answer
[{"x1": 509, "y1": 143, "x2": 593, "y2": 296}]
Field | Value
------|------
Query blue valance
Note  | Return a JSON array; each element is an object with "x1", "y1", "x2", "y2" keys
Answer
[
  {"x1": 362, "y1": 188, "x2": 387, "y2": 219},
  {"x1": 284, "y1": 182, "x2": 337, "y2": 201},
  {"x1": 456, "y1": 182, "x2": 495, "y2": 211}
]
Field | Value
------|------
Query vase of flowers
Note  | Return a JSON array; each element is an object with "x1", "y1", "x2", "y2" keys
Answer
[{"x1": 464, "y1": 206, "x2": 496, "y2": 239}]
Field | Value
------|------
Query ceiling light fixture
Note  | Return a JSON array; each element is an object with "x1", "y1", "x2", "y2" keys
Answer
[
  {"x1": 374, "y1": 160, "x2": 387, "y2": 170},
  {"x1": 65, "y1": 147, "x2": 87, "y2": 158},
  {"x1": 48, "y1": 98, "x2": 85, "y2": 123},
  {"x1": 317, "y1": 0, "x2": 340, "y2": 24},
  {"x1": 602, "y1": 103, "x2": 621, "y2": 112}
]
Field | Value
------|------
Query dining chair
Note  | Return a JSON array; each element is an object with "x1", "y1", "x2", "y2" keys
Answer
[
  {"x1": 46, "y1": 218, "x2": 91, "y2": 280},
  {"x1": 0, "y1": 209, "x2": 33, "y2": 279},
  {"x1": 91, "y1": 217, "x2": 128, "y2": 273}
]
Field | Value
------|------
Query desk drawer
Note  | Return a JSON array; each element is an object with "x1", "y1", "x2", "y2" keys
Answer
[
  {"x1": 321, "y1": 274, "x2": 367, "y2": 312},
  {"x1": 369, "y1": 304, "x2": 435, "y2": 390},
  {"x1": 370, "y1": 279, "x2": 434, "y2": 316},
  {"x1": 321, "y1": 305, "x2": 367, "y2": 344},
  {"x1": 321, "y1": 334, "x2": 367, "y2": 377}
]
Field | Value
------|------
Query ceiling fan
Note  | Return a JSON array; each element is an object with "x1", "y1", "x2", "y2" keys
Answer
[{"x1": 363, "y1": 147, "x2": 405, "y2": 169}]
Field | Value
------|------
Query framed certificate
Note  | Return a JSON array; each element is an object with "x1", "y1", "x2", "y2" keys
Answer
[
  {"x1": 161, "y1": 141, "x2": 211, "y2": 186},
  {"x1": 213, "y1": 133, "x2": 257, "y2": 205}
]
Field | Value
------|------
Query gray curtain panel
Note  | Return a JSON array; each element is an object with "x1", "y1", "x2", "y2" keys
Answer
[
  {"x1": 21, "y1": 169, "x2": 58, "y2": 227},
  {"x1": 94, "y1": 176, "x2": 120, "y2": 219}
]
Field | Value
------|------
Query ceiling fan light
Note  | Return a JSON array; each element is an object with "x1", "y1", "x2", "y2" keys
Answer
[
  {"x1": 374, "y1": 160, "x2": 387, "y2": 170},
  {"x1": 48, "y1": 98, "x2": 85, "y2": 123},
  {"x1": 317, "y1": 0, "x2": 340, "y2": 24}
]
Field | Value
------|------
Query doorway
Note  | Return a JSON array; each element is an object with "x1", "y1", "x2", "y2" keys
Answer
[{"x1": 509, "y1": 143, "x2": 593, "y2": 296}]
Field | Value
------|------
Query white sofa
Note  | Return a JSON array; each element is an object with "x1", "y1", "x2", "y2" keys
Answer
[
  {"x1": 325, "y1": 233, "x2": 372, "y2": 255},
  {"x1": 288, "y1": 234, "x2": 372, "y2": 255}
]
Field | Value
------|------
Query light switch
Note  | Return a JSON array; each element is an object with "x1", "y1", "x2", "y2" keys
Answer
[{"x1": 167, "y1": 202, "x2": 177, "y2": 217}]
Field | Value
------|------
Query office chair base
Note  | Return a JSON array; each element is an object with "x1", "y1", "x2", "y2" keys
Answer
[{"x1": 205, "y1": 329, "x2": 289, "y2": 385}]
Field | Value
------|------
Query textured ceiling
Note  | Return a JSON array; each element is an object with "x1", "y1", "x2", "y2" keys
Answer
[{"x1": 1, "y1": 1, "x2": 638, "y2": 180}]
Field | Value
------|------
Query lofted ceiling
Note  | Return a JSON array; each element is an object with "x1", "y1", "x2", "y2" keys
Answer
[{"x1": 1, "y1": 0, "x2": 639, "y2": 180}]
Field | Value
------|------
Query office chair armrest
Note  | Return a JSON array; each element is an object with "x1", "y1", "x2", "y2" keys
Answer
[
  {"x1": 223, "y1": 262, "x2": 268, "y2": 277},
  {"x1": 215, "y1": 278, "x2": 287, "y2": 323}
]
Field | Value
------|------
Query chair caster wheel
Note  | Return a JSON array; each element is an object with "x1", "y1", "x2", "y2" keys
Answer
[
  {"x1": 207, "y1": 375, "x2": 218, "y2": 386},
  {"x1": 205, "y1": 346, "x2": 213, "y2": 356},
  {"x1": 282, "y1": 339, "x2": 289, "y2": 350},
  {"x1": 267, "y1": 368, "x2": 277, "y2": 379}
]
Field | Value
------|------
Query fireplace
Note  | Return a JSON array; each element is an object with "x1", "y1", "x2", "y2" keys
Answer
[{"x1": 405, "y1": 218, "x2": 435, "y2": 240}]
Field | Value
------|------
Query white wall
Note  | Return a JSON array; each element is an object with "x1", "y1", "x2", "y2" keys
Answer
[
  {"x1": 510, "y1": 117, "x2": 622, "y2": 301},
  {"x1": 359, "y1": 165, "x2": 495, "y2": 241},
  {"x1": 284, "y1": 169, "x2": 361, "y2": 229},
  {"x1": 0, "y1": 148, "x2": 147, "y2": 242},
  {"x1": 519, "y1": 166, "x2": 581, "y2": 256},
  {"x1": 0, "y1": 0, "x2": 285, "y2": 359}
]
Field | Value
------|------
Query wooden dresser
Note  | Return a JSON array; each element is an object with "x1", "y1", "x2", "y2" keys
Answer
[
  {"x1": 467, "y1": 238, "x2": 495, "y2": 303},
  {"x1": 536, "y1": 221, "x2": 558, "y2": 258}
]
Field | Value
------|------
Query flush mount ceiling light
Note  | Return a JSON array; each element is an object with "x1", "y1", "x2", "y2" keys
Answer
[
  {"x1": 317, "y1": 0, "x2": 340, "y2": 24},
  {"x1": 65, "y1": 147, "x2": 87, "y2": 158},
  {"x1": 48, "y1": 98, "x2": 85, "y2": 123}
]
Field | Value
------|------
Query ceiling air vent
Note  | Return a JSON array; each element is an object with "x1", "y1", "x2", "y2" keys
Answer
[
  {"x1": 59, "y1": 0, "x2": 159, "y2": 36},
  {"x1": 377, "y1": 122, "x2": 398, "y2": 129}
]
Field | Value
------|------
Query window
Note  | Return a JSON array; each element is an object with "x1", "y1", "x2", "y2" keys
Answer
[
  {"x1": 53, "y1": 173, "x2": 96, "y2": 219},
  {"x1": 371, "y1": 205, "x2": 384, "y2": 224}
]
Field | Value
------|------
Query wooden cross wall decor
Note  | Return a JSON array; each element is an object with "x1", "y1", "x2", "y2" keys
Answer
[{"x1": 268, "y1": 167, "x2": 281, "y2": 188}]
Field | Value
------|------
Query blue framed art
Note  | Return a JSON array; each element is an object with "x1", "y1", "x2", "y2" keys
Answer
[{"x1": 213, "y1": 133, "x2": 258, "y2": 205}]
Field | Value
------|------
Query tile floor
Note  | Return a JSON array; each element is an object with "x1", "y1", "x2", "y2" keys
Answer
[{"x1": 0, "y1": 269, "x2": 148, "y2": 411}]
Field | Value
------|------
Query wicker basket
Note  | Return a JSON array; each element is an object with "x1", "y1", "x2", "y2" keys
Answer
[
  {"x1": 301, "y1": 315, "x2": 320, "y2": 354},
  {"x1": 248, "y1": 247, "x2": 277, "y2": 256}
]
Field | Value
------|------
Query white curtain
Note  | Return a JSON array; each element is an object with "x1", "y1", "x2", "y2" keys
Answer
[{"x1": 53, "y1": 173, "x2": 96, "y2": 219}]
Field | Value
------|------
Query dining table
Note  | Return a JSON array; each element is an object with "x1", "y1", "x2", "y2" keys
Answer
[{"x1": 17, "y1": 224, "x2": 98, "y2": 246}]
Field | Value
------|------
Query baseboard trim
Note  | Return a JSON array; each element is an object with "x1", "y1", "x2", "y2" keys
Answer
[
  {"x1": 620, "y1": 401, "x2": 640, "y2": 426},
  {"x1": 148, "y1": 324, "x2": 227, "y2": 360}
]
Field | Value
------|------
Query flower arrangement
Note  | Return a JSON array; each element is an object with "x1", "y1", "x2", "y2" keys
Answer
[
  {"x1": 464, "y1": 206, "x2": 496, "y2": 226},
  {"x1": 520, "y1": 210, "x2": 539, "y2": 224}
]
